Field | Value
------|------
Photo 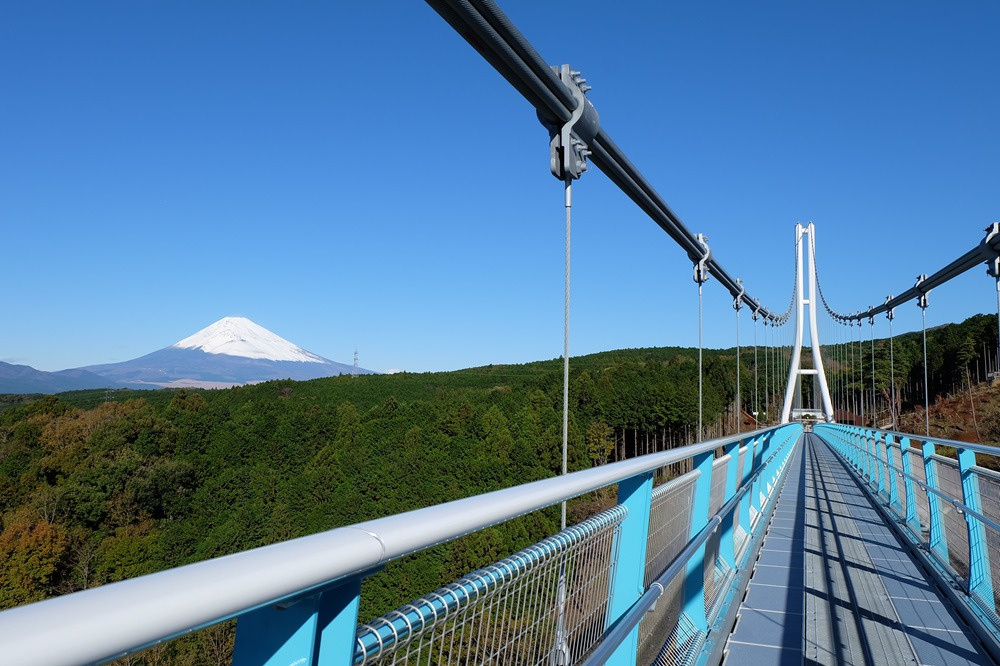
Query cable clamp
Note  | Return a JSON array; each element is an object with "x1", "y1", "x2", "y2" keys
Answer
[
  {"x1": 884, "y1": 295, "x2": 895, "y2": 322},
  {"x1": 984, "y1": 223, "x2": 1000, "y2": 280},
  {"x1": 915, "y1": 274, "x2": 929, "y2": 310},
  {"x1": 733, "y1": 278, "x2": 745, "y2": 311},
  {"x1": 693, "y1": 233, "x2": 711, "y2": 284},
  {"x1": 542, "y1": 65, "x2": 599, "y2": 181}
]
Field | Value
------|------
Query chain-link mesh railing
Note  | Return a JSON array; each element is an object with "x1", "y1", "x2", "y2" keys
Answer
[
  {"x1": 971, "y1": 467, "x2": 1000, "y2": 624},
  {"x1": 354, "y1": 506, "x2": 627, "y2": 665},
  {"x1": 816, "y1": 425, "x2": 1000, "y2": 641},
  {"x1": 702, "y1": 457, "x2": 734, "y2": 621},
  {"x1": 934, "y1": 457, "x2": 971, "y2": 578},
  {"x1": 638, "y1": 473, "x2": 697, "y2": 666}
]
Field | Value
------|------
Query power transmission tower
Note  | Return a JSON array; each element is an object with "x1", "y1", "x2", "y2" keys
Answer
[{"x1": 352, "y1": 348, "x2": 358, "y2": 379}]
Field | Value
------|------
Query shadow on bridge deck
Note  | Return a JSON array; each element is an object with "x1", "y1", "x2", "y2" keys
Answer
[{"x1": 723, "y1": 433, "x2": 996, "y2": 665}]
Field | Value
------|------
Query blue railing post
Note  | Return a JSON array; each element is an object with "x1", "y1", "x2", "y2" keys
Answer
[
  {"x1": 865, "y1": 430, "x2": 876, "y2": 486},
  {"x1": 233, "y1": 577, "x2": 363, "y2": 666},
  {"x1": 884, "y1": 434, "x2": 899, "y2": 512},
  {"x1": 605, "y1": 471, "x2": 653, "y2": 666},
  {"x1": 682, "y1": 450, "x2": 717, "y2": 633},
  {"x1": 899, "y1": 437, "x2": 920, "y2": 534},
  {"x1": 874, "y1": 432, "x2": 886, "y2": 497},
  {"x1": 921, "y1": 441, "x2": 949, "y2": 562},
  {"x1": 858, "y1": 429, "x2": 867, "y2": 481},
  {"x1": 851, "y1": 429, "x2": 862, "y2": 472},
  {"x1": 719, "y1": 438, "x2": 742, "y2": 569},
  {"x1": 956, "y1": 447, "x2": 995, "y2": 604}
]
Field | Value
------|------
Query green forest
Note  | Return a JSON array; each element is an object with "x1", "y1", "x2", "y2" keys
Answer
[{"x1": 0, "y1": 313, "x2": 997, "y2": 663}]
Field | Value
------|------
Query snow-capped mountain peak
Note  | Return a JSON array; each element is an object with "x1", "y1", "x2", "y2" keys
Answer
[{"x1": 171, "y1": 317, "x2": 328, "y2": 363}]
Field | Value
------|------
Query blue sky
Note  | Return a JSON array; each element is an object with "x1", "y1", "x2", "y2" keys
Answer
[{"x1": 2, "y1": 2, "x2": 998, "y2": 373}]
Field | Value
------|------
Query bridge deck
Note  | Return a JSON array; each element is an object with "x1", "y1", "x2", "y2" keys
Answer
[{"x1": 723, "y1": 433, "x2": 995, "y2": 665}]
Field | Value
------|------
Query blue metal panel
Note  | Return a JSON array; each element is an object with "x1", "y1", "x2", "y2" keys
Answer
[
  {"x1": 922, "y1": 441, "x2": 949, "y2": 562},
  {"x1": 233, "y1": 578, "x2": 363, "y2": 666},
  {"x1": 957, "y1": 448, "x2": 996, "y2": 605},
  {"x1": 604, "y1": 471, "x2": 653, "y2": 666},
  {"x1": 234, "y1": 598, "x2": 322, "y2": 666},
  {"x1": 316, "y1": 579, "x2": 363, "y2": 666},
  {"x1": 683, "y1": 450, "x2": 716, "y2": 632},
  {"x1": 899, "y1": 437, "x2": 920, "y2": 534}
]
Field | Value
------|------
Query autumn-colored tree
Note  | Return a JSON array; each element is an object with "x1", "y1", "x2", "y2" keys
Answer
[{"x1": 0, "y1": 507, "x2": 71, "y2": 606}]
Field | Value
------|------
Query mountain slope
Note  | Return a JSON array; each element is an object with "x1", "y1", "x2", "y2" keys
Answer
[
  {"x1": 82, "y1": 317, "x2": 372, "y2": 388},
  {"x1": 0, "y1": 362, "x2": 123, "y2": 393}
]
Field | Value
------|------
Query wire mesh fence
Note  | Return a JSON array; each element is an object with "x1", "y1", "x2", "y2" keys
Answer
[
  {"x1": 905, "y1": 448, "x2": 930, "y2": 536},
  {"x1": 973, "y1": 467, "x2": 1000, "y2": 618},
  {"x1": 638, "y1": 472, "x2": 697, "y2": 666},
  {"x1": 826, "y1": 427, "x2": 1000, "y2": 638},
  {"x1": 354, "y1": 505, "x2": 626, "y2": 665},
  {"x1": 934, "y1": 457, "x2": 971, "y2": 578},
  {"x1": 702, "y1": 458, "x2": 733, "y2": 621}
]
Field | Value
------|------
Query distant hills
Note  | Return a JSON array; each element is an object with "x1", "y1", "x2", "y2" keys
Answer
[
  {"x1": 0, "y1": 362, "x2": 124, "y2": 394},
  {"x1": 0, "y1": 317, "x2": 373, "y2": 394}
]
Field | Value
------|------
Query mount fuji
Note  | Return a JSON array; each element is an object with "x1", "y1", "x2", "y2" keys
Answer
[{"x1": 81, "y1": 317, "x2": 373, "y2": 389}]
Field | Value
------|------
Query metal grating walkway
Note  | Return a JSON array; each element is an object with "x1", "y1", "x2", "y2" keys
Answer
[{"x1": 723, "y1": 433, "x2": 996, "y2": 665}]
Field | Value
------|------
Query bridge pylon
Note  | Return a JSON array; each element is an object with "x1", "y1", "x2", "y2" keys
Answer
[{"x1": 781, "y1": 223, "x2": 835, "y2": 423}]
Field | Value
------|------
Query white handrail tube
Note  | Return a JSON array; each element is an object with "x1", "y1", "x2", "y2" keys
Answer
[{"x1": 0, "y1": 426, "x2": 786, "y2": 666}]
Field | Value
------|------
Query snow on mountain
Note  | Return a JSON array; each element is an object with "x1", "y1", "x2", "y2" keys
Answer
[
  {"x1": 79, "y1": 317, "x2": 375, "y2": 388},
  {"x1": 171, "y1": 316, "x2": 327, "y2": 363}
]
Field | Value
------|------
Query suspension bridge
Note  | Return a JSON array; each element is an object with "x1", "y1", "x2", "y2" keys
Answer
[{"x1": 3, "y1": 1, "x2": 1000, "y2": 664}]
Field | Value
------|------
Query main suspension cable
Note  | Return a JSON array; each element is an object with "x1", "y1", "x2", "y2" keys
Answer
[{"x1": 425, "y1": 0, "x2": 797, "y2": 320}]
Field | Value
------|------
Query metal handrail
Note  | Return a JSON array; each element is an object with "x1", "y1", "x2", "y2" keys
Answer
[
  {"x1": 840, "y1": 425, "x2": 1000, "y2": 459},
  {"x1": 0, "y1": 425, "x2": 785, "y2": 666},
  {"x1": 582, "y1": 427, "x2": 799, "y2": 664}
]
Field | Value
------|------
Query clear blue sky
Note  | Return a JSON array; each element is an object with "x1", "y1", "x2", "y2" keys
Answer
[{"x1": 2, "y1": 2, "x2": 998, "y2": 373}]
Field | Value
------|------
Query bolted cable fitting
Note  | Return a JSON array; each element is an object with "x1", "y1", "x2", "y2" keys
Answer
[
  {"x1": 693, "y1": 233, "x2": 711, "y2": 284},
  {"x1": 915, "y1": 274, "x2": 929, "y2": 310},
  {"x1": 541, "y1": 65, "x2": 599, "y2": 181}
]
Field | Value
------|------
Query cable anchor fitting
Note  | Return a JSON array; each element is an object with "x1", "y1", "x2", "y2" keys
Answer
[
  {"x1": 915, "y1": 274, "x2": 929, "y2": 310},
  {"x1": 867, "y1": 306, "x2": 875, "y2": 327},
  {"x1": 541, "y1": 65, "x2": 600, "y2": 181},
  {"x1": 885, "y1": 295, "x2": 895, "y2": 322},
  {"x1": 983, "y1": 223, "x2": 1000, "y2": 286},
  {"x1": 733, "y1": 278, "x2": 745, "y2": 311},
  {"x1": 693, "y1": 233, "x2": 711, "y2": 285}
]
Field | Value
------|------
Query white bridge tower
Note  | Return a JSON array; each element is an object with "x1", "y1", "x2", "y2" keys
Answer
[{"x1": 781, "y1": 222, "x2": 835, "y2": 423}]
